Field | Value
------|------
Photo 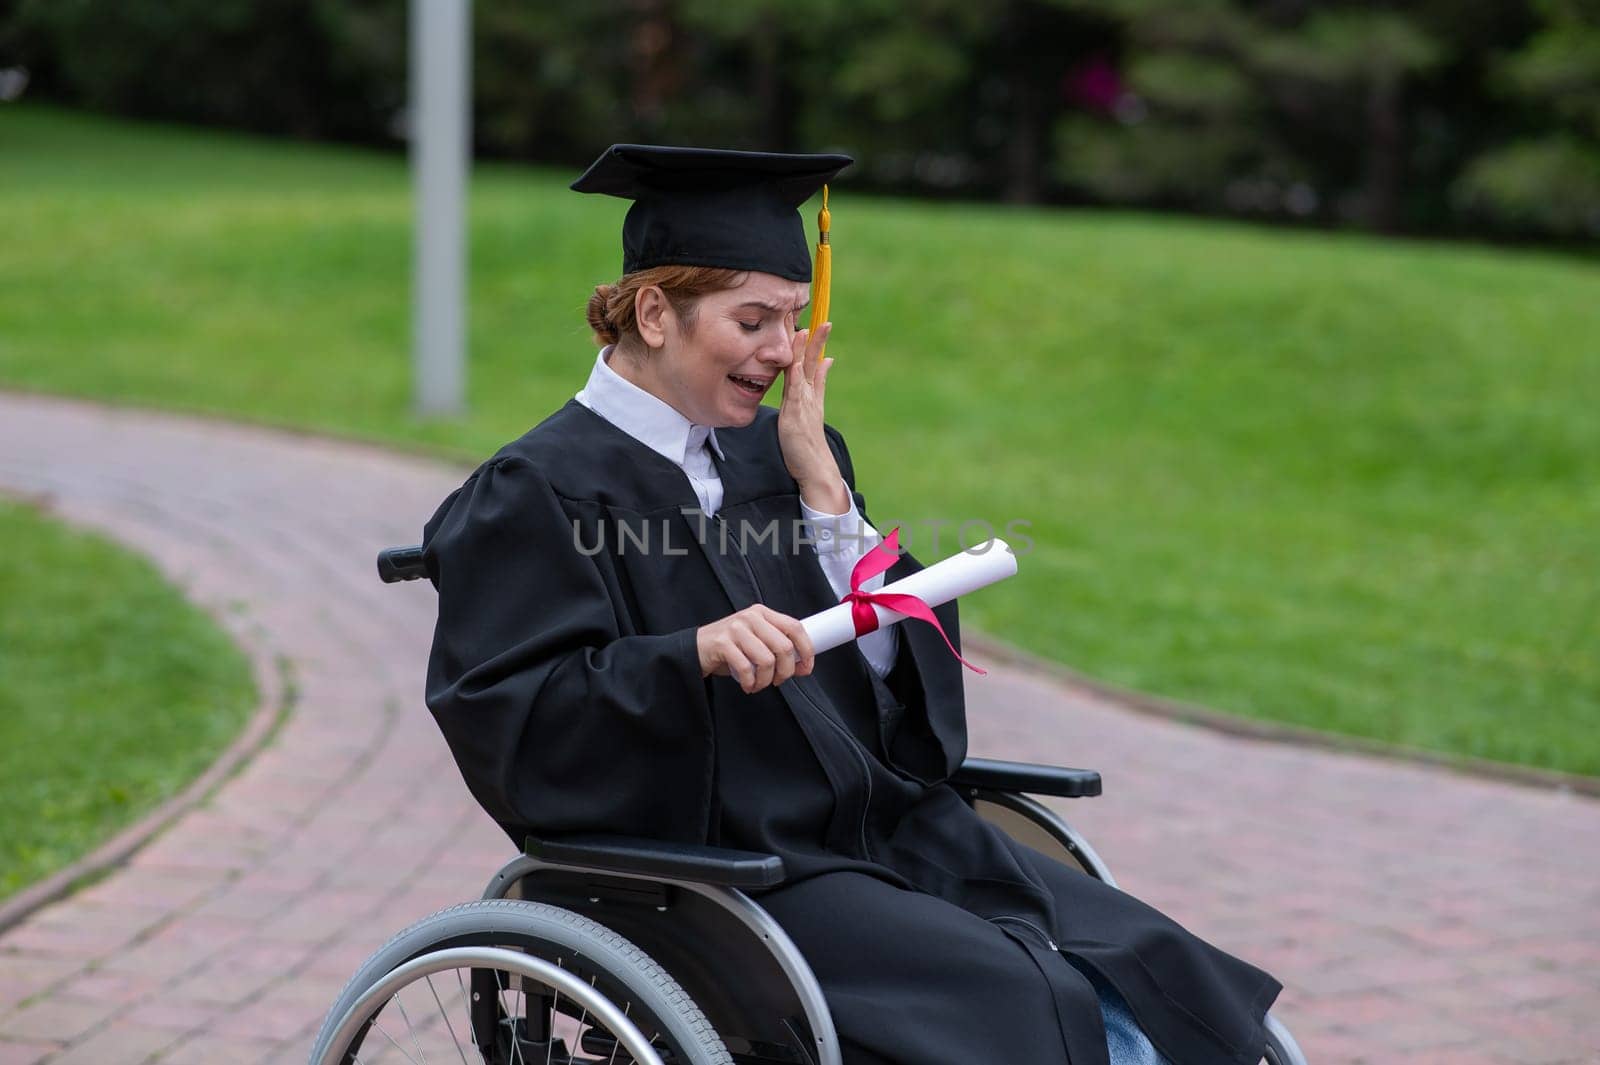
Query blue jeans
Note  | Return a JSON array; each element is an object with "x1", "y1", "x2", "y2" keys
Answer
[{"x1": 1071, "y1": 958, "x2": 1173, "y2": 1065}]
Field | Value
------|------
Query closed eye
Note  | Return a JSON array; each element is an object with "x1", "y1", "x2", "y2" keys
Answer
[{"x1": 738, "y1": 321, "x2": 761, "y2": 333}]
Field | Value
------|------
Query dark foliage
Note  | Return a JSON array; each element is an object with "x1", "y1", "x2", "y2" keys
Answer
[{"x1": 2, "y1": 0, "x2": 1595, "y2": 237}]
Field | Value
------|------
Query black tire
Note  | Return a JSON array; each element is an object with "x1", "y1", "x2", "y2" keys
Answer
[{"x1": 308, "y1": 899, "x2": 732, "y2": 1065}]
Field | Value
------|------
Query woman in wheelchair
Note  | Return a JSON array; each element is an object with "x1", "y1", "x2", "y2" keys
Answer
[{"x1": 419, "y1": 145, "x2": 1282, "y2": 1065}]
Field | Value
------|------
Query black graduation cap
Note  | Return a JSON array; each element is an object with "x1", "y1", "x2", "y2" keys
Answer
[{"x1": 571, "y1": 144, "x2": 853, "y2": 282}]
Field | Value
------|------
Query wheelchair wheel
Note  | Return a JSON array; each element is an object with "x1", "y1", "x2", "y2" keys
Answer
[
  {"x1": 308, "y1": 899, "x2": 733, "y2": 1065},
  {"x1": 1262, "y1": 1011, "x2": 1309, "y2": 1065}
]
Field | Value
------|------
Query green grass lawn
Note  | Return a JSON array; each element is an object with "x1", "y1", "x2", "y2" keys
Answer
[
  {"x1": 3, "y1": 104, "x2": 1597, "y2": 776},
  {"x1": 0, "y1": 500, "x2": 257, "y2": 901}
]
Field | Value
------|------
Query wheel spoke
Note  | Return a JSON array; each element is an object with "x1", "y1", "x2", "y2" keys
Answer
[
  {"x1": 425, "y1": 974, "x2": 472, "y2": 1065},
  {"x1": 545, "y1": 957, "x2": 563, "y2": 1065},
  {"x1": 604, "y1": 1000, "x2": 630, "y2": 1065},
  {"x1": 571, "y1": 976, "x2": 594, "y2": 1065},
  {"x1": 498, "y1": 969, "x2": 526, "y2": 1065},
  {"x1": 454, "y1": 969, "x2": 478, "y2": 1052},
  {"x1": 371, "y1": 1017, "x2": 424, "y2": 1065},
  {"x1": 394, "y1": 993, "x2": 430, "y2": 1064}
]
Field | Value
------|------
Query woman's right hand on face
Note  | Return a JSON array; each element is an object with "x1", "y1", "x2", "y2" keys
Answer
[{"x1": 696, "y1": 604, "x2": 816, "y2": 693}]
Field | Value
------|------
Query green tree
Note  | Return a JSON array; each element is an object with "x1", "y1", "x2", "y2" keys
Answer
[
  {"x1": 8, "y1": 0, "x2": 403, "y2": 142},
  {"x1": 3, "y1": 0, "x2": 1592, "y2": 240},
  {"x1": 1056, "y1": 2, "x2": 1447, "y2": 230},
  {"x1": 1248, "y1": 10, "x2": 1445, "y2": 231},
  {"x1": 1054, "y1": 3, "x2": 1278, "y2": 213},
  {"x1": 1453, "y1": 0, "x2": 1600, "y2": 236}
]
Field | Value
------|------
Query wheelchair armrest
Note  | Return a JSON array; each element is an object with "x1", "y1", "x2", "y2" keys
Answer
[
  {"x1": 950, "y1": 757, "x2": 1102, "y2": 798},
  {"x1": 525, "y1": 835, "x2": 787, "y2": 889},
  {"x1": 377, "y1": 544, "x2": 428, "y2": 583}
]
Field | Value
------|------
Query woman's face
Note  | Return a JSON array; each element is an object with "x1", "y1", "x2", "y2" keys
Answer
[{"x1": 634, "y1": 272, "x2": 811, "y2": 428}]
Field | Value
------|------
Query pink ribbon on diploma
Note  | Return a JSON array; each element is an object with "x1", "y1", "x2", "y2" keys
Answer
[{"x1": 842, "y1": 528, "x2": 986, "y2": 675}]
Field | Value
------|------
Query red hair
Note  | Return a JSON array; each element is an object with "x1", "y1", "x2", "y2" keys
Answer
[{"x1": 586, "y1": 265, "x2": 746, "y2": 346}]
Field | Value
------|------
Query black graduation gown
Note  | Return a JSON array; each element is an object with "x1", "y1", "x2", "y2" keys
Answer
[{"x1": 422, "y1": 399, "x2": 1282, "y2": 1065}]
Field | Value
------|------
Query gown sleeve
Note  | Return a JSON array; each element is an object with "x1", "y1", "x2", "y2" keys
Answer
[
  {"x1": 421, "y1": 455, "x2": 715, "y2": 845},
  {"x1": 797, "y1": 493, "x2": 900, "y2": 677},
  {"x1": 822, "y1": 423, "x2": 968, "y2": 783}
]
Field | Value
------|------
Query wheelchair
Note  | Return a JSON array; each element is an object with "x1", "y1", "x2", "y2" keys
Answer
[{"x1": 306, "y1": 547, "x2": 1310, "y2": 1065}]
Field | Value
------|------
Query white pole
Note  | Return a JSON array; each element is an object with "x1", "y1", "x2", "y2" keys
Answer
[{"x1": 410, "y1": 0, "x2": 469, "y2": 416}]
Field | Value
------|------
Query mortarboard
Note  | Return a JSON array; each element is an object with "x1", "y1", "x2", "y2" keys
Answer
[{"x1": 571, "y1": 144, "x2": 853, "y2": 283}]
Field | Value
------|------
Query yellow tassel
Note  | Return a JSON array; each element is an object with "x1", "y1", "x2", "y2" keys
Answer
[{"x1": 809, "y1": 184, "x2": 831, "y2": 363}]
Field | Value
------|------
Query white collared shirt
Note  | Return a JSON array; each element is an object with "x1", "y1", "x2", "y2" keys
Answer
[{"x1": 575, "y1": 347, "x2": 899, "y2": 677}]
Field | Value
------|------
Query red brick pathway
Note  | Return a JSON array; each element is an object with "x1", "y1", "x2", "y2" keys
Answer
[{"x1": 0, "y1": 393, "x2": 1594, "y2": 1065}]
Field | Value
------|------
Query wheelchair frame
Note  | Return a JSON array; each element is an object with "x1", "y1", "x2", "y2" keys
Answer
[
  {"x1": 312, "y1": 547, "x2": 1308, "y2": 1065},
  {"x1": 468, "y1": 758, "x2": 1105, "y2": 1065}
]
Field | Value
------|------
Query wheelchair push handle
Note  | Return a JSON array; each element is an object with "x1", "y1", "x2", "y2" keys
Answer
[{"x1": 377, "y1": 544, "x2": 428, "y2": 583}]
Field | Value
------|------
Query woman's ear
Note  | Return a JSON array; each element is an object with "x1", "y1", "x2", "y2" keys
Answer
[{"x1": 635, "y1": 285, "x2": 670, "y2": 349}]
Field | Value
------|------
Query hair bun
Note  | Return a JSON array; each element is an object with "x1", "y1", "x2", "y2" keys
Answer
[
  {"x1": 580, "y1": 267, "x2": 743, "y2": 348},
  {"x1": 587, "y1": 284, "x2": 620, "y2": 345}
]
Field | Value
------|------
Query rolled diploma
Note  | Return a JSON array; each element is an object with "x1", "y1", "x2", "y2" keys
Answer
[{"x1": 801, "y1": 538, "x2": 1018, "y2": 654}]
